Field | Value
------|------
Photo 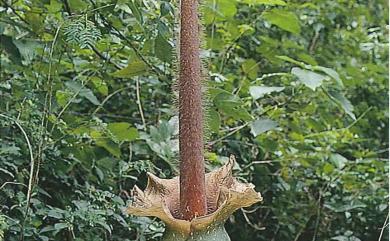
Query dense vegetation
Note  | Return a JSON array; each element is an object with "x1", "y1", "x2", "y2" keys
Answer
[{"x1": 0, "y1": 0, "x2": 388, "y2": 240}]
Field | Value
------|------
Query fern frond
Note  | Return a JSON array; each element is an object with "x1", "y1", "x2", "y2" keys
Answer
[{"x1": 63, "y1": 16, "x2": 102, "y2": 49}]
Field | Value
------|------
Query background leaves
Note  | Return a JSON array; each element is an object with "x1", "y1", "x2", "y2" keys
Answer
[{"x1": 0, "y1": 0, "x2": 388, "y2": 241}]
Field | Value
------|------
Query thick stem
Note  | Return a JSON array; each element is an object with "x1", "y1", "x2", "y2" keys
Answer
[{"x1": 179, "y1": 0, "x2": 207, "y2": 220}]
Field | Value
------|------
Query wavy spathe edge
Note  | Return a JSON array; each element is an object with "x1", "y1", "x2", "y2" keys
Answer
[{"x1": 127, "y1": 155, "x2": 263, "y2": 238}]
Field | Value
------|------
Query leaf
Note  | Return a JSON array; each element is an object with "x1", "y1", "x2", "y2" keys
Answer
[
  {"x1": 214, "y1": 92, "x2": 242, "y2": 109},
  {"x1": 13, "y1": 39, "x2": 40, "y2": 65},
  {"x1": 39, "y1": 226, "x2": 56, "y2": 234},
  {"x1": 0, "y1": 35, "x2": 21, "y2": 64},
  {"x1": 330, "y1": 153, "x2": 348, "y2": 169},
  {"x1": 242, "y1": 59, "x2": 259, "y2": 79},
  {"x1": 110, "y1": 60, "x2": 148, "y2": 78},
  {"x1": 240, "y1": 0, "x2": 286, "y2": 5},
  {"x1": 46, "y1": 0, "x2": 62, "y2": 13},
  {"x1": 291, "y1": 67, "x2": 326, "y2": 90},
  {"x1": 116, "y1": 0, "x2": 132, "y2": 13},
  {"x1": 331, "y1": 236, "x2": 349, "y2": 241},
  {"x1": 97, "y1": 221, "x2": 112, "y2": 234},
  {"x1": 90, "y1": 77, "x2": 108, "y2": 96},
  {"x1": 107, "y1": 122, "x2": 139, "y2": 142},
  {"x1": 250, "y1": 119, "x2": 278, "y2": 137},
  {"x1": 25, "y1": 12, "x2": 43, "y2": 32},
  {"x1": 203, "y1": 0, "x2": 237, "y2": 24},
  {"x1": 207, "y1": 109, "x2": 221, "y2": 133},
  {"x1": 325, "y1": 202, "x2": 366, "y2": 213},
  {"x1": 214, "y1": 92, "x2": 252, "y2": 121},
  {"x1": 328, "y1": 91, "x2": 356, "y2": 120},
  {"x1": 55, "y1": 91, "x2": 72, "y2": 107},
  {"x1": 297, "y1": 53, "x2": 318, "y2": 66},
  {"x1": 47, "y1": 210, "x2": 63, "y2": 219},
  {"x1": 65, "y1": 81, "x2": 100, "y2": 105},
  {"x1": 315, "y1": 66, "x2": 344, "y2": 88},
  {"x1": 63, "y1": 18, "x2": 102, "y2": 49},
  {"x1": 323, "y1": 163, "x2": 335, "y2": 174},
  {"x1": 263, "y1": 9, "x2": 301, "y2": 34},
  {"x1": 94, "y1": 167, "x2": 104, "y2": 182},
  {"x1": 54, "y1": 223, "x2": 68, "y2": 231},
  {"x1": 98, "y1": 140, "x2": 121, "y2": 158},
  {"x1": 68, "y1": 0, "x2": 88, "y2": 12},
  {"x1": 129, "y1": 0, "x2": 143, "y2": 24},
  {"x1": 155, "y1": 34, "x2": 172, "y2": 62},
  {"x1": 39, "y1": 236, "x2": 49, "y2": 241},
  {"x1": 276, "y1": 55, "x2": 306, "y2": 67},
  {"x1": 91, "y1": 130, "x2": 121, "y2": 157},
  {"x1": 160, "y1": 2, "x2": 172, "y2": 16},
  {"x1": 249, "y1": 86, "x2": 284, "y2": 100}
]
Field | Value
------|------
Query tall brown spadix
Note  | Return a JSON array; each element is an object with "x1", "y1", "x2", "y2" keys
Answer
[{"x1": 179, "y1": 0, "x2": 207, "y2": 220}]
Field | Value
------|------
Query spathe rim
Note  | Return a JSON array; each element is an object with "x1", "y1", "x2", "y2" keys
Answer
[{"x1": 127, "y1": 155, "x2": 263, "y2": 236}]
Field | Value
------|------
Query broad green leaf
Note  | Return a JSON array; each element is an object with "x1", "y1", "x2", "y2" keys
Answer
[
  {"x1": 207, "y1": 109, "x2": 221, "y2": 133},
  {"x1": 249, "y1": 86, "x2": 284, "y2": 100},
  {"x1": 250, "y1": 119, "x2": 278, "y2": 137},
  {"x1": 328, "y1": 90, "x2": 356, "y2": 120},
  {"x1": 291, "y1": 67, "x2": 326, "y2": 90},
  {"x1": 13, "y1": 40, "x2": 40, "y2": 65},
  {"x1": 70, "y1": 125, "x2": 90, "y2": 135},
  {"x1": 297, "y1": 53, "x2": 318, "y2": 66},
  {"x1": 207, "y1": 36, "x2": 225, "y2": 50},
  {"x1": 214, "y1": 92, "x2": 252, "y2": 121},
  {"x1": 107, "y1": 122, "x2": 139, "y2": 142},
  {"x1": 0, "y1": 35, "x2": 21, "y2": 64},
  {"x1": 65, "y1": 81, "x2": 100, "y2": 105},
  {"x1": 240, "y1": 0, "x2": 286, "y2": 5},
  {"x1": 47, "y1": 210, "x2": 63, "y2": 219},
  {"x1": 90, "y1": 77, "x2": 108, "y2": 96},
  {"x1": 46, "y1": 0, "x2": 62, "y2": 13},
  {"x1": 242, "y1": 59, "x2": 259, "y2": 79},
  {"x1": 203, "y1": 0, "x2": 237, "y2": 24},
  {"x1": 55, "y1": 90, "x2": 72, "y2": 107},
  {"x1": 110, "y1": 60, "x2": 148, "y2": 78},
  {"x1": 214, "y1": 92, "x2": 242, "y2": 109},
  {"x1": 54, "y1": 223, "x2": 68, "y2": 231},
  {"x1": 91, "y1": 130, "x2": 121, "y2": 157},
  {"x1": 68, "y1": 0, "x2": 88, "y2": 12},
  {"x1": 263, "y1": 9, "x2": 301, "y2": 34},
  {"x1": 330, "y1": 153, "x2": 348, "y2": 169},
  {"x1": 315, "y1": 66, "x2": 344, "y2": 88},
  {"x1": 155, "y1": 34, "x2": 172, "y2": 62},
  {"x1": 97, "y1": 140, "x2": 121, "y2": 158}
]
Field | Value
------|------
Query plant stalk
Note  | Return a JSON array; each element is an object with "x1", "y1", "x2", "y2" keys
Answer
[{"x1": 178, "y1": 0, "x2": 207, "y2": 220}]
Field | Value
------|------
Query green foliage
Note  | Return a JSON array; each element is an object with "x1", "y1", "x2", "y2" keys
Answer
[
  {"x1": 111, "y1": 61, "x2": 148, "y2": 78},
  {"x1": 262, "y1": 9, "x2": 301, "y2": 34},
  {"x1": 64, "y1": 16, "x2": 102, "y2": 49},
  {"x1": 0, "y1": 0, "x2": 388, "y2": 241}
]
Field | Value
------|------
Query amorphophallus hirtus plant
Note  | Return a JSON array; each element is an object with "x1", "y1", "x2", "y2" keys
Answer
[{"x1": 127, "y1": 0, "x2": 263, "y2": 240}]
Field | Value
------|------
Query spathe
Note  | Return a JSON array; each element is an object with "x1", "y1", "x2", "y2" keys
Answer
[{"x1": 127, "y1": 155, "x2": 263, "y2": 241}]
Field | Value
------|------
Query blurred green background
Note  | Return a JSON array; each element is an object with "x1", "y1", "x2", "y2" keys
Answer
[{"x1": 0, "y1": 0, "x2": 388, "y2": 240}]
